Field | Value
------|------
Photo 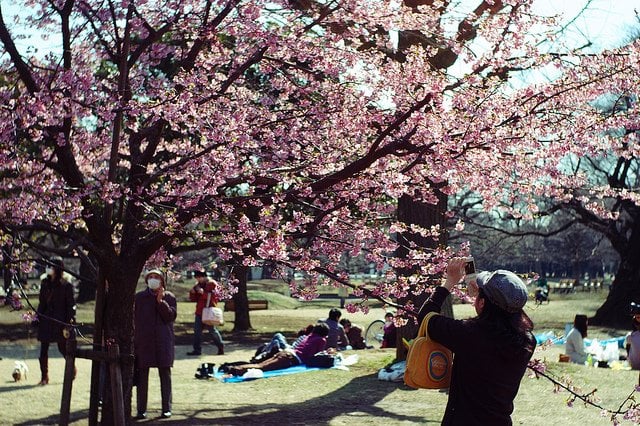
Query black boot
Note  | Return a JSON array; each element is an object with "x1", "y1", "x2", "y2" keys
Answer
[
  {"x1": 38, "y1": 357, "x2": 49, "y2": 385},
  {"x1": 207, "y1": 363, "x2": 216, "y2": 377},
  {"x1": 217, "y1": 344, "x2": 224, "y2": 355}
]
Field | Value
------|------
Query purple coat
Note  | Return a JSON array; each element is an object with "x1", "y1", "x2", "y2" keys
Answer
[{"x1": 134, "y1": 288, "x2": 177, "y2": 368}]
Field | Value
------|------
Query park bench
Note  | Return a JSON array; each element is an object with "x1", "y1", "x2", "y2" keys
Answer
[
  {"x1": 223, "y1": 299, "x2": 269, "y2": 311},
  {"x1": 584, "y1": 279, "x2": 603, "y2": 292},
  {"x1": 551, "y1": 279, "x2": 575, "y2": 294}
]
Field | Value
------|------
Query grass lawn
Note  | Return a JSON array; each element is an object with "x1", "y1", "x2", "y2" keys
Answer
[{"x1": 0, "y1": 285, "x2": 637, "y2": 425}]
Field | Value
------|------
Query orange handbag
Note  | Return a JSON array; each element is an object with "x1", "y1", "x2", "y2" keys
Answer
[{"x1": 404, "y1": 312, "x2": 453, "y2": 389}]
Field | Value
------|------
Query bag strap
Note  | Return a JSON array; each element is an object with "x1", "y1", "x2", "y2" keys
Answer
[
  {"x1": 205, "y1": 292, "x2": 211, "y2": 308},
  {"x1": 418, "y1": 312, "x2": 438, "y2": 339}
]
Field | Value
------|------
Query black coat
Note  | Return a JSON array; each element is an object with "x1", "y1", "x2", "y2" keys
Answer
[
  {"x1": 37, "y1": 277, "x2": 75, "y2": 343},
  {"x1": 134, "y1": 288, "x2": 177, "y2": 368},
  {"x1": 419, "y1": 287, "x2": 535, "y2": 426}
]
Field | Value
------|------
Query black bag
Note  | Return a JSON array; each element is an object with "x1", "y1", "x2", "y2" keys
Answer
[
  {"x1": 195, "y1": 362, "x2": 216, "y2": 379},
  {"x1": 306, "y1": 352, "x2": 337, "y2": 368}
]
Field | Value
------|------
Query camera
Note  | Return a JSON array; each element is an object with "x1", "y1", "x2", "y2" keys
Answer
[
  {"x1": 630, "y1": 302, "x2": 640, "y2": 316},
  {"x1": 464, "y1": 257, "x2": 476, "y2": 275},
  {"x1": 462, "y1": 257, "x2": 477, "y2": 290}
]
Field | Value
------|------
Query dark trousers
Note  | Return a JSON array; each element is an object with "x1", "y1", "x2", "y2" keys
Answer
[
  {"x1": 136, "y1": 367, "x2": 172, "y2": 414},
  {"x1": 39, "y1": 339, "x2": 66, "y2": 379}
]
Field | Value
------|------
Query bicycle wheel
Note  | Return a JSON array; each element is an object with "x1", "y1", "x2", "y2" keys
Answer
[{"x1": 365, "y1": 319, "x2": 385, "y2": 347}]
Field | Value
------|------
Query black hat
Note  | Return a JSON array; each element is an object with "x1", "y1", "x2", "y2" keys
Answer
[{"x1": 193, "y1": 270, "x2": 207, "y2": 278}]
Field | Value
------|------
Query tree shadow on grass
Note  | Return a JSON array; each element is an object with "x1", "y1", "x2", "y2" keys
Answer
[
  {"x1": 14, "y1": 409, "x2": 89, "y2": 426},
  {"x1": 168, "y1": 373, "x2": 436, "y2": 425}
]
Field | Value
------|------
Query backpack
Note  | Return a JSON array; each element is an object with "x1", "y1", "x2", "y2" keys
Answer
[
  {"x1": 404, "y1": 312, "x2": 452, "y2": 389},
  {"x1": 306, "y1": 351, "x2": 338, "y2": 368}
]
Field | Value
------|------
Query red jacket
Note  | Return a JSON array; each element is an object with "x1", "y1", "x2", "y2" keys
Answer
[{"x1": 189, "y1": 280, "x2": 220, "y2": 316}]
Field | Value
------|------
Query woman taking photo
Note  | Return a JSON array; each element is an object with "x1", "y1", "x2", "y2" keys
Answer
[{"x1": 417, "y1": 258, "x2": 535, "y2": 425}]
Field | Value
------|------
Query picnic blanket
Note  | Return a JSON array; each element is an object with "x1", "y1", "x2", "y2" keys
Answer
[
  {"x1": 215, "y1": 354, "x2": 359, "y2": 383},
  {"x1": 215, "y1": 364, "x2": 321, "y2": 383},
  {"x1": 535, "y1": 331, "x2": 626, "y2": 349}
]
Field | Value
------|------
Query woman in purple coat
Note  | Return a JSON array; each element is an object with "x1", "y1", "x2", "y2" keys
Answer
[{"x1": 134, "y1": 269, "x2": 177, "y2": 420}]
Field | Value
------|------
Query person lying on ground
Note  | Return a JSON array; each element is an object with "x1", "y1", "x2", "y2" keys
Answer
[
  {"x1": 226, "y1": 323, "x2": 330, "y2": 376},
  {"x1": 250, "y1": 324, "x2": 315, "y2": 363}
]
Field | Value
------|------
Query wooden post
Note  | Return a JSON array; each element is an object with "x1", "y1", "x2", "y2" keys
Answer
[
  {"x1": 89, "y1": 268, "x2": 107, "y2": 426},
  {"x1": 108, "y1": 343, "x2": 126, "y2": 426},
  {"x1": 59, "y1": 327, "x2": 77, "y2": 426}
]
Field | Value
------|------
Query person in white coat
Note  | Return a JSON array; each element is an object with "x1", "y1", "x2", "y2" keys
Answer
[{"x1": 565, "y1": 314, "x2": 588, "y2": 364}]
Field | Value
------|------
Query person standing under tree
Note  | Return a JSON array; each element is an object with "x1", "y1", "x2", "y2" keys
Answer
[
  {"x1": 134, "y1": 269, "x2": 177, "y2": 420},
  {"x1": 187, "y1": 269, "x2": 224, "y2": 356},
  {"x1": 36, "y1": 256, "x2": 76, "y2": 385},
  {"x1": 417, "y1": 258, "x2": 535, "y2": 425}
]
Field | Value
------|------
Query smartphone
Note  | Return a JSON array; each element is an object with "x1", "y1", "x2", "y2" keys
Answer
[
  {"x1": 464, "y1": 257, "x2": 476, "y2": 275},
  {"x1": 464, "y1": 257, "x2": 478, "y2": 297}
]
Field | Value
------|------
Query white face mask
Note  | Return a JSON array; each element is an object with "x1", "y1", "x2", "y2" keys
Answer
[{"x1": 147, "y1": 278, "x2": 162, "y2": 290}]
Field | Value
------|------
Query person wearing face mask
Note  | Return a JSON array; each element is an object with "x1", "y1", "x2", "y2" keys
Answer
[
  {"x1": 417, "y1": 258, "x2": 535, "y2": 425},
  {"x1": 134, "y1": 269, "x2": 177, "y2": 420},
  {"x1": 36, "y1": 256, "x2": 76, "y2": 385}
]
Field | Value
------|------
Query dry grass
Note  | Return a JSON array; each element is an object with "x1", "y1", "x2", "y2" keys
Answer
[{"x1": 0, "y1": 287, "x2": 637, "y2": 425}]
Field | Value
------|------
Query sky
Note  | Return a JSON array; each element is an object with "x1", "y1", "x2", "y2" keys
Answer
[{"x1": 532, "y1": 0, "x2": 639, "y2": 51}]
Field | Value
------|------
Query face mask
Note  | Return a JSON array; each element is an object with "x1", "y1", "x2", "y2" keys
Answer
[{"x1": 147, "y1": 278, "x2": 161, "y2": 290}]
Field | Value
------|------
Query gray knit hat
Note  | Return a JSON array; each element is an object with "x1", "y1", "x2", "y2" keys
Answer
[
  {"x1": 144, "y1": 269, "x2": 164, "y2": 281},
  {"x1": 476, "y1": 270, "x2": 528, "y2": 313}
]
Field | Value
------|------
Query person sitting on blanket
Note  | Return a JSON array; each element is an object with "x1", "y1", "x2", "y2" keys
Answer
[
  {"x1": 339, "y1": 318, "x2": 367, "y2": 349},
  {"x1": 251, "y1": 324, "x2": 315, "y2": 363},
  {"x1": 228, "y1": 323, "x2": 330, "y2": 376},
  {"x1": 322, "y1": 308, "x2": 350, "y2": 350}
]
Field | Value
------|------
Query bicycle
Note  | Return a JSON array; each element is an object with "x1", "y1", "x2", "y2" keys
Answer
[{"x1": 364, "y1": 318, "x2": 385, "y2": 347}]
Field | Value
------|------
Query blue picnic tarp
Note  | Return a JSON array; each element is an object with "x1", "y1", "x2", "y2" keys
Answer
[
  {"x1": 214, "y1": 364, "x2": 322, "y2": 383},
  {"x1": 535, "y1": 331, "x2": 626, "y2": 348}
]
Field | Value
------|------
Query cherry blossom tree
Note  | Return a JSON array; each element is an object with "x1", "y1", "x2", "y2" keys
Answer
[{"x1": 1, "y1": 0, "x2": 638, "y2": 420}]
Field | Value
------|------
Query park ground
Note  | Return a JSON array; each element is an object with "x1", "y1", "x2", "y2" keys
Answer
[{"x1": 0, "y1": 280, "x2": 639, "y2": 425}]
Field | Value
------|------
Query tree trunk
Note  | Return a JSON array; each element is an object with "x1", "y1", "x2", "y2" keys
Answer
[
  {"x1": 231, "y1": 265, "x2": 253, "y2": 332},
  {"x1": 591, "y1": 238, "x2": 640, "y2": 328},
  {"x1": 396, "y1": 191, "x2": 449, "y2": 361},
  {"x1": 77, "y1": 255, "x2": 98, "y2": 303},
  {"x1": 98, "y1": 263, "x2": 140, "y2": 424},
  {"x1": 3, "y1": 244, "x2": 12, "y2": 293}
]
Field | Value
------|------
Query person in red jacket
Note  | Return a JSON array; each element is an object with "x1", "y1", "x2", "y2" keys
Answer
[{"x1": 187, "y1": 270, "x2": 224, "y2": 356}]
